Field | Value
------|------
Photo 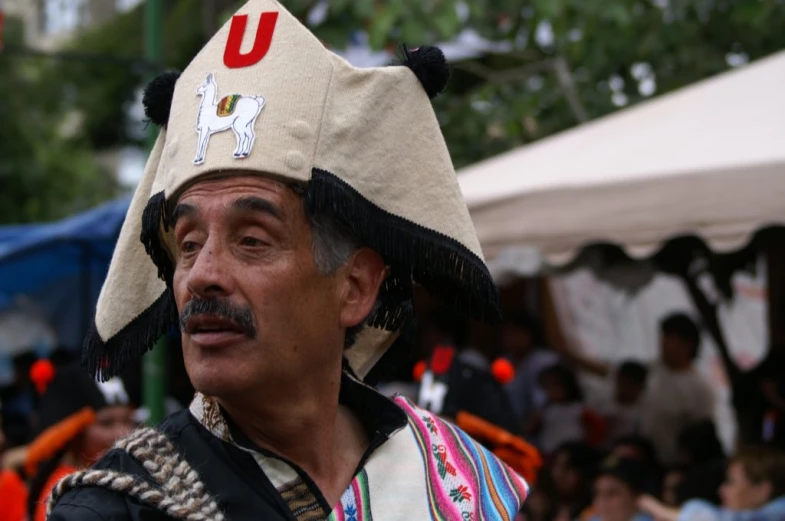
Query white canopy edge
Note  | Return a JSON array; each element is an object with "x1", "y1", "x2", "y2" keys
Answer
[{"x1": 458, "y1": 51, "x2": 785, "y2": 267}]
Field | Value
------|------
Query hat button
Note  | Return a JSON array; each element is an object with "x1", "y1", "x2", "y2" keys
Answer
[
  {"x1": 285, "y1": 151, "x2": 306, "y2": 171},
  {"x1": 289, "y1": 120, "x2": 312, "y2": 140}
]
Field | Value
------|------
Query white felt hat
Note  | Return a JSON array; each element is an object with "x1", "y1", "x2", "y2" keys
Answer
[{"x1": 83, "y1": 0, "x2": 498, "y2": 381}]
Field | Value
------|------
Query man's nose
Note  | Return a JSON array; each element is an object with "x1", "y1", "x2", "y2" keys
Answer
[{"x1": 185, "y1": 236, "x2": 234, "y2": 298}]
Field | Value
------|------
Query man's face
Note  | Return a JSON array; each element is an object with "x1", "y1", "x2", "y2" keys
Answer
[
  {"x1": 172, "y1": 175, "x2": 364, "y2": 398},
  {"x1": 659, "y1": 333, "x2": 691, "y2": 369}
]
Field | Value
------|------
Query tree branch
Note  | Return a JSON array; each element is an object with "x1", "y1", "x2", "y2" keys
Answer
[{"x1": 552, "y1": 55, "x2": 589, "y2": 123}]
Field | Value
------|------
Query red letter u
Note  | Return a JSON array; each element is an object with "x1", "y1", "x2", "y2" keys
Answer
[{"x1": 223, "y1": 12, "x2": 279, "y2": 69}]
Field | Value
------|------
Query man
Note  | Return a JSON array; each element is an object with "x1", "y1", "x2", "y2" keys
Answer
[
  {"x1": 46, "y1": 1, "x2": 528, "y2": 519},
  {"x1": 556, "y1": 312, "x2": 714, "y2": 465}
]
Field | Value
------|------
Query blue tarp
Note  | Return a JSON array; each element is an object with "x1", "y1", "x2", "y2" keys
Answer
[{"x1": 0, "y1": 198, "x2": 131, "y2": 350}]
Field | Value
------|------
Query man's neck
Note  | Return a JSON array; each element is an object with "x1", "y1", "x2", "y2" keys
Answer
[{"x1": 217, "y1": 370, "x2": 368, "y2": 506}]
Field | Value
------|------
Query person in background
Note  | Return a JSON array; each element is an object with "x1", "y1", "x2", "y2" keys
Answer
[
  {"x1": 0, "y1": 352, "x2": 38, "y2": 447},
  {"x1": 0, "y1": 398, "x2": 27, "y2": 521},
  {"x1": 611, "y1": 435, "x2": 661, "y2": 495},
  {"x1": 661, "y1": 468, "x2": 685, "y2": 507},
  {"x1": 412, "y1": 309, "x2": 527, "y2": 448},
  {"x1": 675, "y1": 419, "x2": 725, "y2": 468},
  {"x1": 601, "y1": 361, "x2": 648, "y2": 442},
  {"x1": 640, "y1": 446, "x2": 785, "y2": 521},
  {"x1": 547, "y1": 442, "x2": 601, "y2": 521},
  {"x1": 527, "y1": 364, "x2": 607, "y2": 454},
  {"x1": 589, "y1": 456, "x2": 653, "y2": 521},
  {"x1": 503, "y1": 311, "x2": 560, "y2": 432},
  {"x1": 555, "y1": 312, "x2": 714, "y2": 465},
  {"x1": 22, "y1": 362, "x2": 134, "y2": 521},
  {"x1": 611, "y1": 436, "x2": 659, "y2": 471},
  {"x1": 757, "y1": 349, "x2": 785, "y2": 447}
]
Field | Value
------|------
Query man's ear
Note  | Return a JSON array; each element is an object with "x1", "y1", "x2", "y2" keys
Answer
[{"x1": 339, "y1": 248, "x2": 386, "y2": 329}]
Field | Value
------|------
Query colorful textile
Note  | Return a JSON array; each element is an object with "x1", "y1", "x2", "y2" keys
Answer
[
  {"x1": 328, "y1": 470, "x2": 373, "y2": 521},
  {"x1": 187, "y1": 385, "x2": 529, "y2": 521},
  {"x1": 216, "y1": 94, "x2": 242, "y2": 116},
  {"x1": 395, "y1": 396, "x2": 529, "y2": 521}
]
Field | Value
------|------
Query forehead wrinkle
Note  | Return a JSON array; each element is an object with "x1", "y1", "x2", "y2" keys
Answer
[{"x1": 229, "y1": 195, "x2": 284, "y2": 222}]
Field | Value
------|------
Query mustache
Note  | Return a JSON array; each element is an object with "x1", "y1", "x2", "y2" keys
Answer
[{"x1": 179, "y1": 297, "x2": 257, "y2": 339}]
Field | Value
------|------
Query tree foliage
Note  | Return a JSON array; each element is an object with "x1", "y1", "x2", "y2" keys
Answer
[
  {"x1": 4, "y1": 0, "x2": 785, "y2": 222},
  {"x1": 0, "y1": 18, "x2": 117, "y2": 224},
  {"x1": 53, "y1": 0, "x2": 785, "y2": 167}
]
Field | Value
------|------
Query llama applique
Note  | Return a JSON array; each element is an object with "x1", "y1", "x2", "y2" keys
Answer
[{"x1": 193, "y1": 73, "x2": 265, "y2": 165}]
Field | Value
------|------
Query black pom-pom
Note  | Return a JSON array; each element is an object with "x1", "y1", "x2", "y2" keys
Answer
[
  {"x1": 143, "y1": 71, "x2": 181, "y2": 128},
  {"x1": 396, "y1": 44, "x2": 450, "y2": 99}
]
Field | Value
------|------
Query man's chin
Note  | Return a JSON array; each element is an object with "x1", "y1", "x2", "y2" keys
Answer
[{"x1": 186, "y1": 360, "x2": 252, "y2": 398}]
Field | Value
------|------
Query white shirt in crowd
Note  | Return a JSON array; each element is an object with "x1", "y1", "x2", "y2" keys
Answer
[
  {"x1": 505, "y1": 348, "x2": 560, "y2": 427},
  {"x1": 538, "y1": 402, "x2": 586, "y2": 454},
  {"x1": 639, "y1": 361, "x2": 715, "y2": 465}
]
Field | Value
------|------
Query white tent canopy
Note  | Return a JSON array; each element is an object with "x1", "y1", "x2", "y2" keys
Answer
[{"x1": 459, "y1": 50, "x2": 785, "y2": 270}]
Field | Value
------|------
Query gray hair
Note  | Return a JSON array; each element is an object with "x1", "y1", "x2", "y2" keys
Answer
[
  {"x1": 302, "y1": 200, "x2": 378, "y2": 347},
  {"x1": 308, "y1": 211, "x2": 362, "y2": 275}
]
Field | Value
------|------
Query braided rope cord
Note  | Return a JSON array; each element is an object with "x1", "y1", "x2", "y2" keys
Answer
[{"x1": 47, "y1": 427, "x2": 225, "y2": 521}]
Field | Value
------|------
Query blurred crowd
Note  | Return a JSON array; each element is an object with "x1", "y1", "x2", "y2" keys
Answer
[
  {"x1": 378, "y1": 309, "x2": 785, "y2": 521},
  {"x1": 0, "y1": 341, "x2": 194, "y2": 521},
  {"x1": 2, "y1": 309, "x2": 785, "y2": 521}
]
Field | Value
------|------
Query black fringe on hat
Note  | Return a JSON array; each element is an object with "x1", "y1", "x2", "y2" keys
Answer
[
  {"x1": 140, "y1": 191, "x2": 174, "y2": 285},
  {"x1": 86, "y1": 171, "x2": 499, "y2": 380},
  {"x1": 82, "y1": 289, "x2": 177, "y2": 381},
  {"x1": 306, "y1": 169, "x2": 500, "y2": 322},
  {"x1": 366, "y1": 267, "x2": 414, "y2": 332},
  {"x1": 82, "y1": 190, "x2": 177, "y2": 381}
]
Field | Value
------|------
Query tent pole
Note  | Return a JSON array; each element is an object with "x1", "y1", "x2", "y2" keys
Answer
[
  {"x1": 765, "y1": 243, "x2": 785, "y2": 350},
  {"x1": 142, "y1": 0, "x2": 167, "y2": 425}
]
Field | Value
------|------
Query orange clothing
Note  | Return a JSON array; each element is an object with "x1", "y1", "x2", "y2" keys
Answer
[
  {"x1": 33, "y1": 464, "x2": 77, "y2": 521},
  {"x1": 0, "y1": 469, "x2": 28, "y2": 521}
]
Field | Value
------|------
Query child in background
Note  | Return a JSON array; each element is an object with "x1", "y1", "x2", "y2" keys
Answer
[
  {"x1": 589, "y1": 456, "x2": 653, "y2": 521},
  {"x1": 526, "y1": 364, "x2": 607, "y2": 454},
  {"x1": 640, "y1": 446, "x2": 785, "y2": 521},
  {"x1": 550, "y1": 442, "x2": 601, "y2": 521},
  {"x1": 603, "y1": 362, "x2": 648, "y2": 441}
]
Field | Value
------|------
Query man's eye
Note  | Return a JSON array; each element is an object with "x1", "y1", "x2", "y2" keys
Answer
[
  {"x1": 240, "y1": 237, "x2": 264, "y2": 247},
  {"x1": 181, "y1": 241, "x2": 199, "y2": 253}
]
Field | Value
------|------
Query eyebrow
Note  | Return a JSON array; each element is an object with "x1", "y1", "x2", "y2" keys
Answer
[
  {"x1": 230, "y1": 196, "x2": 283, "y2": 221},
  {"x1": 170, "y1": 196, "x2": 284, "y2": 228},
  {"x1": 171, "y1": 203, "x2": 197, "y2": 227}
]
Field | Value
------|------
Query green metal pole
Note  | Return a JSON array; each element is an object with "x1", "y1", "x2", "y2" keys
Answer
[{"x1": 143, "y1": 0, "x2": 167, "y2": 425}]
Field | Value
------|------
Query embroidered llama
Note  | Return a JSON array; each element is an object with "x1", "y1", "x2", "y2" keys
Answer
[{"x1": 193, "y1": 73, "x2": 265, "y2": 165}]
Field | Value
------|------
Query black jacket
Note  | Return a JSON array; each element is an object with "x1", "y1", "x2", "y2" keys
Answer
[{"x1": 49, "y1": 410, "x2": 299, "y2": 520}]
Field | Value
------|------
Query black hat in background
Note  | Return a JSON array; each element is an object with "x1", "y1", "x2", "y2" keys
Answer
[
  {"x1": 24, "y1": 362, "x2": 130, "y2": 477},
  {"x1": 597, "y1": 455, "x2": 648, "y2": 492}
]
